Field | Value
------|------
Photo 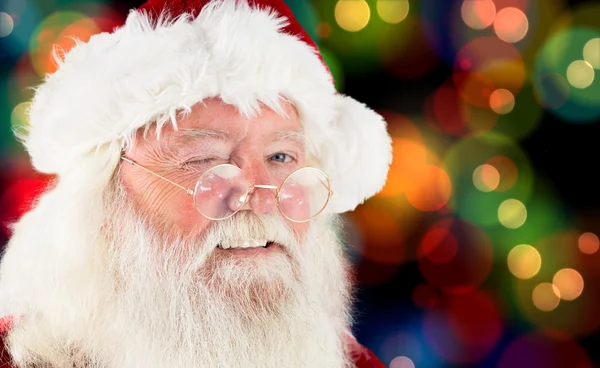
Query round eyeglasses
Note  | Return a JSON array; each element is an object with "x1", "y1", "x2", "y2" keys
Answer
[{"x1": 121, "y1": 157, "x2": 333, "y2": 223}]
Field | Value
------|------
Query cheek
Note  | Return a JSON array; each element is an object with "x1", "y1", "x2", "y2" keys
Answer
[{"x1": 125, "y1": 174, "x2": 210, "y2": 235}]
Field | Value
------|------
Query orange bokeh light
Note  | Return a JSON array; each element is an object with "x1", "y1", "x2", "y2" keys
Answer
[
  {"x1": 461, "y1": 0, "x2": 496, "y2": 30},
  {"x1": 493, "y1": 7, "x2": 529, "y2": 43},
  {"x1": 379, "y1": 138, "x2": 429, "y2": 197},
  {"x1": 405, "y1": 165, "x2": 452, "y2": 212},
  {"x1": 578, "y1": 232, "x2": 599, "y2": 255},
  {"x1": 489, "y1": 88, "x2": 515, "y2": 114},
  {"x1": 30, "y1": 15, "x2": 101, "y2": 76}
]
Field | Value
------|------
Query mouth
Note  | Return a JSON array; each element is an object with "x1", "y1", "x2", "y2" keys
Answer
[{"x1": 216, "y1": 240, "x2": 277, "y2": 251}]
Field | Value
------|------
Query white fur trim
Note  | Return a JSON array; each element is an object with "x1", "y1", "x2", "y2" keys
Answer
[
  {"x1": 324, "y1": 96, "x2": 392, "y2": 213},
  {"x1": 22, "y1": 0, "x2": 391, "y2": 212}
]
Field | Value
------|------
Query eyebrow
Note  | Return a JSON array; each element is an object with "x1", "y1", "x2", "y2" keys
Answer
[
  {"x1": 167, "y1": 128, "x2": 305, "y2": 152},
  {"x1": 270, "y1": 130, "x2": 305, "y2": 146},
  {"x1": 174, "y1": 128, "x2": 230, "y2": 141},
  {"x1": 165, "y1": 128, "x2": 230, "y2": 154}
]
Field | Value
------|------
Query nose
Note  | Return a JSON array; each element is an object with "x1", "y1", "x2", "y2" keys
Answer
[
  {"x1": 247, "y1": 185, "x2": 277, "y2": 215},
  {"x1": 239, "y1": 166, "x2": 277, "y2": 216}
]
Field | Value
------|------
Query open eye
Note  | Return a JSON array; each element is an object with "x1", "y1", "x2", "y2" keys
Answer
[{"x1": 269, "y1": 153, "x2": 295, "y2": 163}]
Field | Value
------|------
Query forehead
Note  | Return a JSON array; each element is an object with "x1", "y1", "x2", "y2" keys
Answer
[{"x1": 167, "y1": 98, "x2": 301, "y2": 142}]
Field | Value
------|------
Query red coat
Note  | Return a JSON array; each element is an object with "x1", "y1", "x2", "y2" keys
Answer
[{"x1": 0, "y1": 316, "x2": 384, "y2": 368}]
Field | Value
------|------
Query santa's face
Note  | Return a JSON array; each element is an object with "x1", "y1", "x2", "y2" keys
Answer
[{"x1": 118, "y1": 98, "x2": 311, "y2": 304}]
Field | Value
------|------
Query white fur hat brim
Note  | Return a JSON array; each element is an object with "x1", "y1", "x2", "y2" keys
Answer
[{"x1": 23, "y1": 0, "x2": 392, "y2": 213}]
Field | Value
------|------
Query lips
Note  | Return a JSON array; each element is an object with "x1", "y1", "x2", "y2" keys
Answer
[{"x1": 216, "y1": 240, "x2": 276, "y2": 250}]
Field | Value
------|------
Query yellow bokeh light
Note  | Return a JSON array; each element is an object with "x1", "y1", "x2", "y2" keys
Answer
[
  {"x1": 377, "y1": 0, "x2": 409, "y2": 24},
  {"x1": 566, "y1": 60, "x2": 595, "y2": 89},
  {"x1": 578, "y1": 232, "x2": 600, "y2": 255},
  {"x1": 473, "y1": 164, "x2": 500, "y2": 192},
  {"x1": 498, "y1": 199, "x2": 527, "y2": 229},
  {"x1": 489, "y1": 88, "x2": 515, "y2": 115},
  {"x1": 508, "y1": 244, "x2": 542, "y2": 279},
  {"x1": 493, "y1": 7, "x2": 529, "y2": 43},
  {"x1": 0, "y1": 12, "x2": 14, "y2": 38},
  {"x1": 583, "y1": 38, "x2": 600, "y2": 69},
  {"x1": 335, "y1": 0, "x2": 371, "y2": 32},
  {"x1": 553, "y1": 268, "x2": 584, "y2": 301},
  {"x1": 461, "y1": 0, "x2": 496, "y2": 30},
  {"x1": 532, "y1": 282, "x2": 561, "y2": 312},
  {"x1": 11, "y1": 102, "x2": 32, "y2": 136}
]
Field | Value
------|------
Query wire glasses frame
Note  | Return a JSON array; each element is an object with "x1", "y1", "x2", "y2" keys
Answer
[{"x1": 120, "y1": 156, "x2": 334, "y2": 223}]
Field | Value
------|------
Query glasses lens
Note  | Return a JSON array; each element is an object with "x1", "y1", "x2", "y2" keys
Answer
[
  {"x1": 278, "y1": 168, "x2": 331, "y2": 222},
  {"x1": 194, "y1": 165, "x2": 249, "y2": 220}
]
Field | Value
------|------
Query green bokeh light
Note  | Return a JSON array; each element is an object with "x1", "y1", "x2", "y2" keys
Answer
[
  {"x1": 534, "y1": 27, "x2": 600, "y2": 123},
  {"x1": 315, "y1": 0, "x2": 415, "y2": 76},
  {"x1": 443, "y1": 133, "x2": 534, "y2": 228},
  {"x1": 488, "y1": 177, "x2": 570, "y2": 253}
]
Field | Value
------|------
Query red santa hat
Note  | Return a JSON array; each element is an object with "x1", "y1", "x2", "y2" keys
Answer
[{"x1": 22, "y1": 0, "x2": 392, "y2": 213}]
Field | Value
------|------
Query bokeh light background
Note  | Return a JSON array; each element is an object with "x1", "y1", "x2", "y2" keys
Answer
[{"x1": 1, "y1": 0, "x2": 600, "y2": 367}]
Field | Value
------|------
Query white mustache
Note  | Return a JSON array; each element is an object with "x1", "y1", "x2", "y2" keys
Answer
[{"x1": 200, "y1": 211, "x2": 300, "y2": 252}]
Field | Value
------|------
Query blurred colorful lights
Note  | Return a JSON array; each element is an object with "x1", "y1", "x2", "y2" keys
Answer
[
  {"x1": 566, "y1": 60, "x2": 595, "y2": 89},
  {"x1": 420, "y1": 228, "x2": 458, "y2": 265},
  {"x1": 493, "y1": 7, "x2": 529, "y2": 43},
  {"x1": 489, "y1": 88, "x2": 515, "y2": 115},
  {"x1": 461, "y1": 0, "x2": 496, "y2": 30},
  {"x1": 418, "y1": 218, "x2": 494, "y2": 294},
  {"x1": 29, "y1": 12, "x2": 101, "y2": 76},
  {"x1": 472, "y1": 164, "x2": 500, "y2": 192},
  {"x1": 389, "y1": 356, "x2": 415, "y2": 368},
  {"x1": 334, "y1": 0, "x2": 370, "y2": 32},
  {"x1": 485, "y1": 156, "x2": 518, "y2": 191},
  {"x1": 508, "y1": 244, "x2": 542, "y2": 280},
  {"x1": 10, "y1": 101, "x2": 31, "y2": 137},
  {"x1": 553, "y1": 268, "x2": 584, "y2": 301},
  {"x1": 377, "y1": 0, "x2": 409, "y2": 24},
  {"x1": 405, "y1": 165, "x2": 452, "y2": 212},
  {"x1": 578, "y1": 232, "x2": 599, "y2": 255},
  {"x1": 532, "y1": 282, "x2": 561, "y2": 312},
  {"x1": 498, "y1": 199, "x2": 527, "y2": 229},
  {"x1": 534, "y1": 27, "x2": 600, "y2": 122},
  {"x1": 583, "y1": 38, "x2": 600, "y2": 69},
  {"x1": 0, "y1": 12, "x2": 15, "y2": 38}
]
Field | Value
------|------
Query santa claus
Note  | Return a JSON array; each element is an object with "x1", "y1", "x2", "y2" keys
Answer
[{"x1": 0, "y1": 0, "x2": 392, "y2": 367}]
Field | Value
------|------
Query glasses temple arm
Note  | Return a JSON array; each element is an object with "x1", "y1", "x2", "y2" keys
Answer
[{"x1": 121, "y1": 157, "x2": 194, "y2": 195}]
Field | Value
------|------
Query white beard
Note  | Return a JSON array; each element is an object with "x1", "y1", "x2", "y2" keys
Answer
[{"x1": 5, "y1": 180, "x2": 353, "y2": 368}]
